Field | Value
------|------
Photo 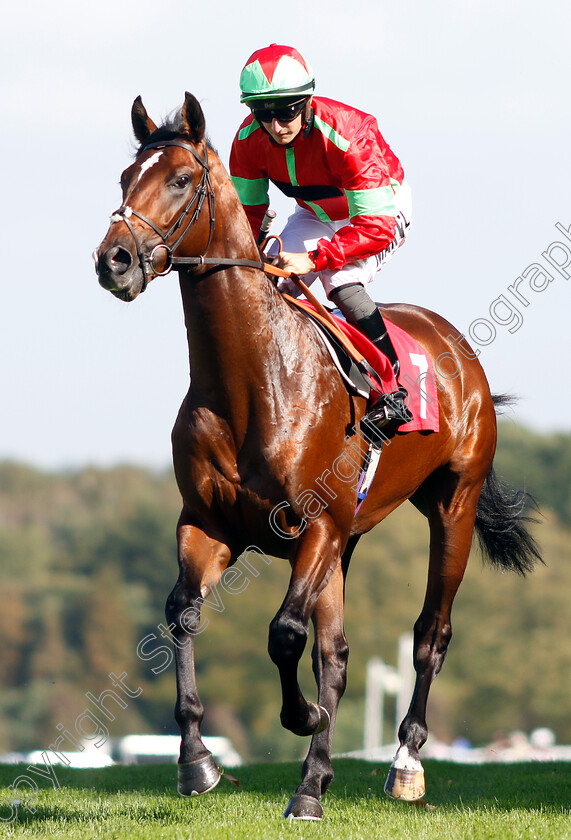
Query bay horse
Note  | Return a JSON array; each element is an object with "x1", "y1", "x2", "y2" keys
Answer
[{"x1": 94, "y1": 93, "x2": 540, "y2": 819}]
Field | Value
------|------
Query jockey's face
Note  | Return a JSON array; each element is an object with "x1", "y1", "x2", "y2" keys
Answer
[
  {"x1": 251, "y1": 97, "x2": 309, "y2": 146},
  {"x1": 261, "y1": 113, "x2": 304, "y2": 145}
]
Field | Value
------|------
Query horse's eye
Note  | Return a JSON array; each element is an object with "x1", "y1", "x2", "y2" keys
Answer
[{"x1": 174, "y1": 174, "x2": 191, "y2": 189}]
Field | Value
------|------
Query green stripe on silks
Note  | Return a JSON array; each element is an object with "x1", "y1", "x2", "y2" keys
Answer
[
  {"x1": 304, "y1": 201, "x2": 333, "y2": 222},
  {"x1": 284, "y1": 150, "x2": 332, "y2": 221},
  {"x1": 231, "y1": 175, "x2": 269, "y2": 206},
  {"x1": 345, "y1": 182, "x2": 400, "y2": 218},
  {"x1": 238, "y1": 120, "x2": 262, "y2": 141},
  {"x1": 313, "y1": 115, "x2": 350, "y2": 152},
  {"x1": 285, "y1": 148, "x2": 299, "y2": 186}
]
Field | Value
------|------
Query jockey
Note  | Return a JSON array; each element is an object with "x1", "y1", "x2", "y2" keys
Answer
[{"x1": 230, "y1": 44, "x2": 413, "y2": 429}]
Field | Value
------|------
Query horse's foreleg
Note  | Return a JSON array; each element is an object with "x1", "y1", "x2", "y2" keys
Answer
[
  {"x1": 284, "y1": 559, "x2": 349, "y2": 820},
  {"x1": 385, "y1": 481, "x2": 483, "y2": 802},
  {"x1": 268, "y1": 519, "x2": 341, "y2": 741},
  {"x1": 165, "y1": 519, "x2": 231, "y2": 797}
]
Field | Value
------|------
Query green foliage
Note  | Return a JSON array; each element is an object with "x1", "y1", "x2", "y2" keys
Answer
[
  {"x1": 494, "y1": 421, "x2": 571, "y2": 525},
  {"x1": 0, "y1": 760, "x2": 569, "y2": 839},
  {"x1": 0, "y1": 423, "x2": 569, "y2": 760}
]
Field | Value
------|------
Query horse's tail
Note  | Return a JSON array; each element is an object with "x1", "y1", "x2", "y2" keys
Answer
[{"x1": 474, "y1": 394, "x2": 543, "y2": 576}]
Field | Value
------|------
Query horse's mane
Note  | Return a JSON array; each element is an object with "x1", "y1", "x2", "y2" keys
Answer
[{"x1": 134, "y1": 109, "x2": 217, "y2": 157}]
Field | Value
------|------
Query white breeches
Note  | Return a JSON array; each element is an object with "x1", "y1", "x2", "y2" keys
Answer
[{"x1": 274, "y1": 181, "x2": 412, "y2": 298}]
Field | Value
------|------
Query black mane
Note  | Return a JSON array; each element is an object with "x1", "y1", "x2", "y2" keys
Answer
[{"x1": 135, "y1": 109, "x2": 216, "y2": 157}]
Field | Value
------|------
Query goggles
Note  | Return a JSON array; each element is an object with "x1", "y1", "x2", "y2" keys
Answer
[{"x1": 252, "y1": 98, "x2": 308, "y2": 125}]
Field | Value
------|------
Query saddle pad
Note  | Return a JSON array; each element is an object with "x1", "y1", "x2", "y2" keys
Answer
[{"x1": 296, "y1": 301, "x2": 440, "y2": 433}]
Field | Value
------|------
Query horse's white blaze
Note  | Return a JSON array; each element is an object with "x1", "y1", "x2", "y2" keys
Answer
[{"x1": 135, "y1": 151, "x2": 163, "y2": 184}]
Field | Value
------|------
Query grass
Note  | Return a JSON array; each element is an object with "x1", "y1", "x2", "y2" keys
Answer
[{"x1": 0, "y1": 759, "x2": 569, "y2": 839}]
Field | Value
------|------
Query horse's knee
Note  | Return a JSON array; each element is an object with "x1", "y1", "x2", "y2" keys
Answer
[
  {"x1": 165, "y1": 583, "x2": 203, "y2": 637},
  {"x1": 268, "y1": 612, "x2": 308, "y2": 665}
]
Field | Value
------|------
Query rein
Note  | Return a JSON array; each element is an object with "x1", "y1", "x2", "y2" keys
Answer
[{"x1": 110, "y1": 140, "x2": 366, "y2": 367}]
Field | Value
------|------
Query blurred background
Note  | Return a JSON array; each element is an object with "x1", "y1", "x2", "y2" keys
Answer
[{"x1": 1, "y1": 0, "x2": 569, "y2": 763}]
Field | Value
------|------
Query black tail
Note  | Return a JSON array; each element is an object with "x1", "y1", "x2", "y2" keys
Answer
[
  {"x1": 475, "y1": 468, "x2": 542, "y2": 575},
  {"x1": 475, "y1": 394, "x2": 543, "y2": 575},
  {"x1": 488, "y1": 392, "x2": 514, "y2": 414}
]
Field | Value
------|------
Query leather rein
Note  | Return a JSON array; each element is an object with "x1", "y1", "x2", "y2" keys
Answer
[{"x1": 109, "y1": 138, "x2": 367, "y2": 366}]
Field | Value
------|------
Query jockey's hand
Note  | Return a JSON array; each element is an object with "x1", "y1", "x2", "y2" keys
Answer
[{"x1": 276, "y1": 251, "x2": 316, "y2": 276}]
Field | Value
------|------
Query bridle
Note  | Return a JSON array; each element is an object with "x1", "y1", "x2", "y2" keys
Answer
[
  {"x1": 107, "y1": 138, "x2": 371, "y2": 371},
  {"x1": 109, "y1": 139, "x2": 263, "y2": 291}
]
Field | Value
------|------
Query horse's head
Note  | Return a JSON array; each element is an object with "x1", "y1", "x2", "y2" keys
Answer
[{"x1": 95, "y1": 93, "x2": 212, "y2": 301}]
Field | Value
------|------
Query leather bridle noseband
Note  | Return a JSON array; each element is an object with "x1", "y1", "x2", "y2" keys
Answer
[{"x1": 109, "y1": 139, "x2": 264, "y2": 291}]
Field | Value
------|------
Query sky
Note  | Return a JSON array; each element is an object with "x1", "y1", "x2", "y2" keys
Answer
[{"x1": 1, "y1": 0, "x2": 570, "y2": 469}]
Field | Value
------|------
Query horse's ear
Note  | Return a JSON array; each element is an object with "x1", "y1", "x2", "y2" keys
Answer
[
  {"x1": 181, "y1": 92, "x2": 205, "y2": 144},
  {"x1": 131, "y1": 95, "x2": 158, "y2": 144}
]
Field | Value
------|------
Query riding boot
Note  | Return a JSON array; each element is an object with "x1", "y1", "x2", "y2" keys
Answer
[
  {"x1": 357, "y1": 308, "x2": 401, "y2": 376},
  {"x1": 329, "y1": 285, "x2": 412, "y2": 430},
  {"x1": 354, "y1": 309, "x2": 412, "y2": 429}
]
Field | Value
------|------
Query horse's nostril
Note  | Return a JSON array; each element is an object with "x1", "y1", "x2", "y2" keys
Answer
[{"x1": 105, "y1": 245, "x2": 132, "y2": 275}]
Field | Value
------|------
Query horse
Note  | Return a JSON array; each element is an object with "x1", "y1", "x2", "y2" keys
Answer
[{"x1": 94, "y1": 92, "x2": 541, "y2": 819}]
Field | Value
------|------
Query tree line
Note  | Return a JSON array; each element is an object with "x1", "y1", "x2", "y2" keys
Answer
[{"x1": 0, "y1": 421, "x2": 569, "y2": 760}]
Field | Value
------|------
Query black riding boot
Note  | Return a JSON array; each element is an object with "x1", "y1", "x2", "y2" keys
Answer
[
  {"x1": 329, "y1": 285, "x2": 412, "y2": 430},
  {"x1": 355, "y1": 309, "x2": 413, "y2": 429}
]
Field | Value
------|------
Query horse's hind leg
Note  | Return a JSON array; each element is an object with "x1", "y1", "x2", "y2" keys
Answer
[
  {"x1": 284, "y1": 545, "x2": 353, "y2": 820},
  {"x1": 165, "y1": 516, "x2": 231, "y2": 797},
  {"x1": 385, "y1": 472, "x2": 486, "y2": 802}
]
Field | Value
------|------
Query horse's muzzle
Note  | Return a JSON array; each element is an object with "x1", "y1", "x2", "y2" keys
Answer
[{"x1": 95, "y1": 243, "x2": 144, "y2": 301}]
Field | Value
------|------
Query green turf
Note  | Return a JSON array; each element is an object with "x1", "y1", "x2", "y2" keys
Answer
[{"x1": 1, "y1": 759, "x2": 569, "y2": 839}]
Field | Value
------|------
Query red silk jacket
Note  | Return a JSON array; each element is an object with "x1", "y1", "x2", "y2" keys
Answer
[{"x1": 230, "y1": 96, "x2": 405, "y2": 272}]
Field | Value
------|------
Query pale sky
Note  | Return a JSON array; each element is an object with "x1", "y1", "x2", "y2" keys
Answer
[{"x1": 1, "y1": 0, "x2": 570, "y2": 468}]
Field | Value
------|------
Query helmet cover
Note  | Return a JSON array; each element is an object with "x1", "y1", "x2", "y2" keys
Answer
[{"x1": 239, "y1": 44, "x2": 315, "y2": 103}]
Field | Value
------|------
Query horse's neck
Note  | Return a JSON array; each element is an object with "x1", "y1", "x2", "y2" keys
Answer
[
  {"x1": 179, "y1": 160, "x2": 300, "y2": 415},
  {"x1": 181, "y1": 266, "x2": 285, "y2": 377}
]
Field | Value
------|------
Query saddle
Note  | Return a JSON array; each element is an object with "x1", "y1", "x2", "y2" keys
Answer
[
  {"x1": 284, "y1": 296, "x2": 382, "y2": 399},
  {"x1": 284, "y1": 296, "x2": 440, "y2": 435},
  {"x1": 262, "y1": 258, "x2": 439, "y2": 434}
]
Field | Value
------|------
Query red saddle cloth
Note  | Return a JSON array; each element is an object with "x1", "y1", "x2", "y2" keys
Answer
[{"x1": 297, "y1": 301, "x2": 440, "y2": 433}]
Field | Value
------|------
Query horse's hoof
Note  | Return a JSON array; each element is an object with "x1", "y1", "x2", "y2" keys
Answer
[
  {"x1": 384, "y1": 766, "x2": 426, "y2": 801},
  {"x1": 178, "y1": 754, "x2": 221, "y2": 796},
  {"x1": 284, "y1": 794, "x2": 323, "y2": 820},
  {"x1": 291, "y1": 703, "x2": 330, "y2": 736}
]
